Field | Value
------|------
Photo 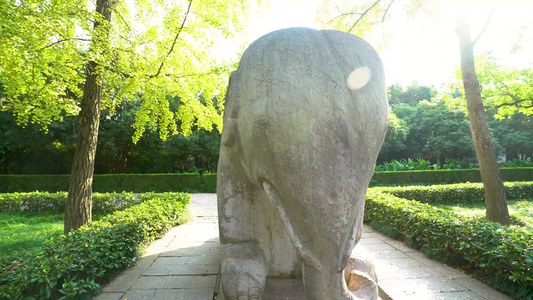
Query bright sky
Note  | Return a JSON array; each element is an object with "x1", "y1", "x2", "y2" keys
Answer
[{"x1": 234, "y1": 0, "x2": 533, "y2": 87}]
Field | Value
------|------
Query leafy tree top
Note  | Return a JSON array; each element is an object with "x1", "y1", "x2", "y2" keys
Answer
[
  {"x1": 0, "y1": 0, "x2": 253, "y2": 141},
  {"x1": 449, "y1": 54, "x2": 533, "y2": 119}
]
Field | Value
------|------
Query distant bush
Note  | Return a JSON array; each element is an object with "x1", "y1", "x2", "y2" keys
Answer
[
  {"x1": 375, "y1": 157, "x2": 472, "y2": 171},
  {"x1": 365, "y1": 185, "x2": 533, "y2": 300},
  {"x1": 376, "y1": 157, "x2": 533, "y2": 171},
  {"x1": 503, "y1": 158, "x2": 533, "y2": 168},
  {"x1": 0, "y1": 193, "x2": 191, "y2": 299}
]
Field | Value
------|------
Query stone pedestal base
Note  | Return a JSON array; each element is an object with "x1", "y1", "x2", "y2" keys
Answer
[
  {"x1": 216, "y1": 277, "x2": 305, "y2": 300},
  {"x1": 216, "y1": 277, "x2": 391, "y2": 300},
  {"x1": 264, "y1": 277, "x2": 307, "y2": 300}
]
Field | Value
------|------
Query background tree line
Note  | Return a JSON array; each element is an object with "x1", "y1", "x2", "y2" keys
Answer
[
  {"x1": 381, "y1": 81, "x2": 533, "y2": 165},
  {"x1": 0, "y1": 91, "x2": 221, "y2": 174},
  {"x1": 2, "y1": 79, "x2": 531, "y2": 175}
]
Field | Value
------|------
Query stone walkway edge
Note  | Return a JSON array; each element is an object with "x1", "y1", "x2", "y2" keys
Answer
[{"x1": 94, "y1": 193, "x2": 513, "y2": 300}]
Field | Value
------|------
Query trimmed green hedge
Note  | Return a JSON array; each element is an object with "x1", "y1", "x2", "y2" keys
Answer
[
  {"x1": 0, "y1": 173, "x2": 217, "y2": 193},
  {"x1": 0, "y1": 175, "x2": 71, "y2": 193},
  {"x1": 379, "y1": 181, "x2": 533, "y2": 204},
  {"x1": 370, "y1": 167, "x2": 533, "y2": 186},
  {"x1": 365, "y1": 185, "x2": 533, "y2": 300},
  {"x1": 1, "y1": 168, "x2": 531, "y2": 193},
  {"x1": 92, "y1": 173, "x2": 217, "y2": 193},
  {"x1": 0, "y1": 191, "x2": 150, "y2": 213},
  {"x1": 0, "y1": 193, "x2": 191, "y2": 299}
]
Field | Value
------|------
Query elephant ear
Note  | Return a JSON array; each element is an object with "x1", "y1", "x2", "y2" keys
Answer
[
  {"x1": 225, "y1": 71, "x2": 241, "y2": 119},
  {"x1": 222, "y1": 71, "x2": 241, "y2": 147}
]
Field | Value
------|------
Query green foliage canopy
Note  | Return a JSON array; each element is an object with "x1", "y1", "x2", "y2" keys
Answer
[
  {"x1": 0, "y1": 0, "x2": 250, "y2": 141},
  {"x1": 476, "y1": 57, "x2": 533, "y2": 119},
  {"x1": 450, "y1": 55, "x2": 533, "y2": 120},
  {"x1": 393, "y1": 98, "x2": 476, "y2": 160},
  {"x1": 379, "y1": 109, "x2": 409, "y2": 162}
]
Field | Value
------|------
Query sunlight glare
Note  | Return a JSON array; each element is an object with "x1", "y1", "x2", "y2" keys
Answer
[{"x1": 346, "y1": 67, "x2": 372, "y2": 90}]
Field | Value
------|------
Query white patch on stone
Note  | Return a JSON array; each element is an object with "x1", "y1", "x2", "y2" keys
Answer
[{"x1": 346, "y1": 67, "x2": 372, "y2": 90}]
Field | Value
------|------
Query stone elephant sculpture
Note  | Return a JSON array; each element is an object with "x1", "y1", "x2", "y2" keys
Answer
[{"x1": 217, "y1": 27, "x2": 388, "y2": 300}]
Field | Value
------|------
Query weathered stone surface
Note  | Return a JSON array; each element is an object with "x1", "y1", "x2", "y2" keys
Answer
[
  {"x1": 345, "y1": 253, "x2": 379, "y2": 299},
  {"x1": 217, "y1": 27, "x2": 388, "y2": 300}
]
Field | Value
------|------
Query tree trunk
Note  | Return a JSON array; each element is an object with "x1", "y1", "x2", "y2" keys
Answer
[
  {"x1": 64, "y1": 0, "x2": 113, "y2": 234},
  {"x1": 456, "y1": 15, "x2": 510, "y2": 226},
  {"x1": 64, "y1": 61, "x2": 101, "y2": 233}
]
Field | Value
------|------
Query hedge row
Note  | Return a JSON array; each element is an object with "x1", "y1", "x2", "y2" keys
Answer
[
  {"x1": 0, "y1": 191, "x2": 151, "y2": 213},
  {"x1": 0, "y1": 193, "x2": 191, "y2": 299},
  {"x1": 365, "y1": 187, "x2": 533, "y2": 300},
  {"x1": 1, "y1": 168, "x2": 532, "y2": 193},
  {"x1": 370, "y1": 167, "x2": 533, "y2": 186},
  {"x1": 0, "y1": 191, "x2": 186, "y2": 214},
  {"x1": 0, "y1": 173, "x2": 217, "y2": 193},
  {"x1": 378, "y1": 181, "x2": 533, "y2": 204}
]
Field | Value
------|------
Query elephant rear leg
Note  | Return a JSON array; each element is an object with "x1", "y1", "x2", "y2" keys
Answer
[{"x1": 302, "y1": 263, "x2": 358, "y2": 300}]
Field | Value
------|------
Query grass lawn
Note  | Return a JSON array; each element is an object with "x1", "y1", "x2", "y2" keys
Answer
[
  {"x1": 434, "y1": 198, "x2": 533, "y2": 232},
  {"x1": 0, "y1": 211, "x2": 64, "y2": 258},
  {"x1": 0, "y1": 211, "x2": 109, "y2": 259}
]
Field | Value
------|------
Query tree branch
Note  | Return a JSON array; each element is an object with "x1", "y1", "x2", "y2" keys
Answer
[
  {"x1": 327, "y1": 11, "x2": 363, "y2": 25},
  {"x1": 150, "y1": 0, "x2": 193, "y2": 79},
  {"x1": 490, "y1": 73, "x2": 520, "y2": 100},
  {"x1": 39, "y1": 38, "x2": 92, "y2": 50},
  {"x1": 112, "y1": 5, "x2": 133, "y2": 38},
  {"x1": 472, "y1": 9, "x2": 494, "y2": 46},
  {"x1": 490, "y1": 98, "x2": 533, "y2": 109},
  {"x1": 104, "y1": 60, "x2": 217, "y2": 81},
  {"x1": 377, "y1": 0, "x2": 395, "y2": 37},
  {"x1": 485, "y1": 73, "x2": 533, "y2": 109},
  {"x1": 381, "y1": 0, "x2": 395, "y2": 23},
  {"x1": 348, "y1": 0, "x2": 382, "y2": 33}
]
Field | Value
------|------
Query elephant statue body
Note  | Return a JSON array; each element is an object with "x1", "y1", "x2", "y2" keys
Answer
[{"x1": 217, "y1": 27, "x2": 388, "y2": 300}]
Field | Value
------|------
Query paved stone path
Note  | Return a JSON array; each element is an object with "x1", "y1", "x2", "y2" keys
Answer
[
  {"x1": 94, "y1": 194, "x2": 513, "y2": 300},
  {"x1": 94, "y1": 194, "x2": 220, "y2": 299}
]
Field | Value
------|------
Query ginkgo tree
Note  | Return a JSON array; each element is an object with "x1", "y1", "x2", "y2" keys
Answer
[{"x1": 0, "y1": 0, "x2": 253, "y2": 233}]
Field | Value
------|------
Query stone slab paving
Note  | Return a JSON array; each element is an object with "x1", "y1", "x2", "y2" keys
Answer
[
  {"x1": 94, "y1": 194, "x2": 514, "y2": 300},
  {"x1": 94, "y1": 194, "x2": 219, "y2": 300},
  {"x1": 355, "y1": 228, "x2": 513, "y2": 300}
]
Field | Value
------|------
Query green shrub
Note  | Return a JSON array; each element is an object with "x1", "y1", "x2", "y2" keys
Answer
[
  {"x1": 0, "y1": 192, "x2": 68, "y2": 212},
  {"x1": 378, "y1": 181, "x2": 533, "y2": 204},
  {"x1": 0, "y1": 173, "x2": 217, "y2": 193},
  {"x1": 375, "y1": 157, "x2": 473, "y2": 171},
  {"x1": 365, "y1": 187, "x2": 533, "y2": 300},
  {"x1": 1, "y1": 169, "x2": 531, "y2": 192},
  {"x1": 503, "y1": 158, "x2": 533, "y2": 168},
  {"x1": 0, "y1": 175, "x2": 71, "y2": 193},
  {"x1": 370, "y1": 168, "x2": 533, "y2": 186},
  {"x1": 0, "y1": 193, "x2": 191, "y2": 299},
  {"x1": 500, "y1": 168, "x2": 533, "y2": 183},
  {"x1": 0, "y1": 192, "x2": 145, "y2": 214},
  {"x1": 92, "y1": 173, "x2": 217, "y2": 193},
  {"x1": 371, "y1": 169, "x2": 483, "y2": 186}
]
